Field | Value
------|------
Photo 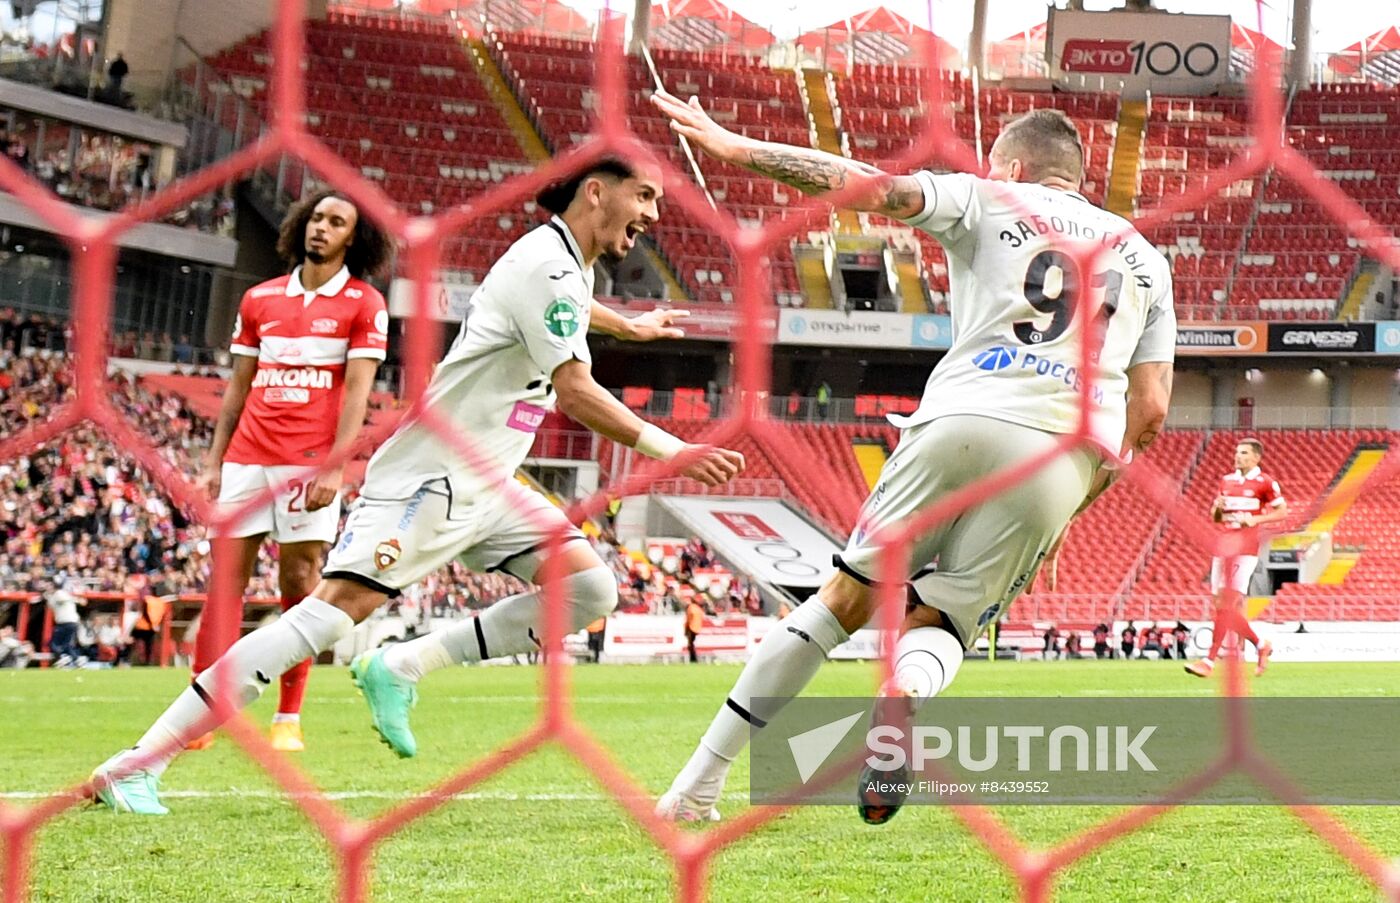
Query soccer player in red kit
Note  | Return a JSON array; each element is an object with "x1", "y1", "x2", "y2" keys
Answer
[
  {"x1": 190, "y1": 189, "x2": 392, "y2": 750},
  {"x1": 1186, "y1": 437, "x2": 1287, "y2": 679}
]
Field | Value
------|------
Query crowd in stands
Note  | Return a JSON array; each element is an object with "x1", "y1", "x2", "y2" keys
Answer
[
  {"x1": 0, "y1": 336, "x2": 769, "y2": 666},
  {"x1": 0, "y1": 344, "x2": 277, "y2": 665},
  {"x1": 614, "y1": 535, "x2": 765, "y2": 617},
  {"x1": 0, "y1": 305, "x2": 227, "y2": 368},
  {"x1": 0, "y1": 126, "x2": 235, "y2": 234},
  {"x1": 109, "y1": 330, "x2": 218, "y2": 366},
  {"x1": 0, "y1": 308, "x2": 68, "y2": 355}
]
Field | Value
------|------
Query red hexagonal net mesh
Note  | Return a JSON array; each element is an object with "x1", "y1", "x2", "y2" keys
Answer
[{"x1": 3, "y1": 1, "x2": 1400, "y2": 901}]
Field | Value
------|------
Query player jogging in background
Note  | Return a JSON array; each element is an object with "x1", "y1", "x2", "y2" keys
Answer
[
  {"x1": 92, "y1": 157, "x2": 746, "y2": 814},
  {"x1": 1185, "y1": 438, "x2": 1285, "y2": 679},
  {"x1": 650, "y1": 91, "x2": 1176, "y2": 825},
  {"x1": 190, "y1": 190, "x2": 391, "y2": 753}
]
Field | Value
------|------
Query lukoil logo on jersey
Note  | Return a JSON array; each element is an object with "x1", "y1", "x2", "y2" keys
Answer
[
  {"x1": 253, "y1": 368, "x2": 333, "y2": 390},
  {"x1": 972, "y1": 345, "x2": 1104, "y2": 404}
]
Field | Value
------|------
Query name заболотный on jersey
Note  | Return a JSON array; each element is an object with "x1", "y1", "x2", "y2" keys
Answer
[{"x1": 998, "y1": 214, "x2": 1156, "y2": 292}]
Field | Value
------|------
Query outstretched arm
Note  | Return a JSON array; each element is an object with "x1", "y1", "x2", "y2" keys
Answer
[
  {"x1": 552, "y1": 360, "x2": 745, "y2": 487},
  {"x1": 650, "y1": 90, "x2": 925, "y2": 218},
  {"x1": 589, "y1": 301, "x2": 690, "y2": 341}
]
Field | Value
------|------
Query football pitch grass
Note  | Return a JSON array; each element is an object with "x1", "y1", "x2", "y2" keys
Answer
[{"x1": 6, "y1": 660, "x2": 1400, "y2": 902}]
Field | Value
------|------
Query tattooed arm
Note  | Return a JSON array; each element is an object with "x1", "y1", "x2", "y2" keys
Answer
[
  {"x1": 741, "y1": 148, "x2": 925, "y2": 217},
  {"x1": 650, "y1": 89, "x2": 926, "y2": 218}
]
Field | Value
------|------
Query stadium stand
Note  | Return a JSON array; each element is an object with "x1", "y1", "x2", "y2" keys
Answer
[
  {"x1": 1136, "y1": 95, "x2": 1257, "y2": 321},
  {"x1": 197, "y1": 14, "x2": 1396, "y2": 324},
  {"x1": 204, "y1": 12, "x2": 537, "y2": 278},
  {"x1": 0, "y1": 114, "x2": 234, "y2": 232},
  {"x1": 493, "y1": 33, "x2": 808, "y2": 303},
  {"x1": 1137, "y1": 86, "x2": 1398, "y2": 322},
  {"x1": 1250, "y1": 86, "x2": 1400, "y2": 319}
]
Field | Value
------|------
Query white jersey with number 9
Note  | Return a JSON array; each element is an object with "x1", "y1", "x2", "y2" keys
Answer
[{"x1": 892, "y1": 172, "x2": 1176, "y2": 455}]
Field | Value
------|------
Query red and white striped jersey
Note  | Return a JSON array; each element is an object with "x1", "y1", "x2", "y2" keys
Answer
[
  {"x1": 1216, "y1": 466, "x2": 1285, "y2": 533},
  {"x1": 225, "y1": 265, "x2": 388, "y2": 466}
]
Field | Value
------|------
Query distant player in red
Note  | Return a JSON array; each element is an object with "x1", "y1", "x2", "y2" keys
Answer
[
  {"x1": 1186, "y1": 438, "x2": 1287, "y2": 679},
  {"x1": 190, "y1": 189, "x2": 392, "y2": 750}
]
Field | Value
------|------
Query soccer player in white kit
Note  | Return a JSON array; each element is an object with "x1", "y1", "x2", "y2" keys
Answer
[
  {"x1": 92, "y1": 158, "x2": 746, "y2": 814},
  {"x1": 650, "y1": 90, "x2": 1176, "y2": 824}
]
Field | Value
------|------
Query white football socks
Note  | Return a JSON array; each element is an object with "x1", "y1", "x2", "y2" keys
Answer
[
  {"x1": 669, "y1": 598, "x2": 849, "y2": 806},
  {"x1": 889, "y1": 626, "x2": 964, "y2": 710},
  {"x1": 382, "y1": 566, "x2": 617, "y2": 680},
  {"x1": 123, "y1": 597, "x2": 353, "y2": 776}
]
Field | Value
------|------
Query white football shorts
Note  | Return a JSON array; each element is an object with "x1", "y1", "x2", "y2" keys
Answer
[
  {"x1": 1210, "y1": 554, "x2": 1259, "y2": 596},
  {"x1": 837, "y1": 414, "x2": 1098, "y2": 650},
  {"x1": 217, "y1": 462, "x2": 340, "y2": 544},
  {"x1": 323, "y1": 475, "x2": 587, "y2": 593}
]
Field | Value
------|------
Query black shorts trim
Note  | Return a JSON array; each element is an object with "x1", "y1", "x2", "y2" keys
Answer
[
  {"x1": 190, "y1": 679, "x2": 214, "y2": 709},
  {"x1": 832, "y1": 554, "x2": 875, "y2": 586},
  {"x1": 935, "y1": 619, "x2": 965, "y2": 649},
  {"x1": 473, "y1": 616, "x2": 489, "y2": 660},
  {"x1": 488, "y1": 542, "x2": 548, "y2": 580},
  {"x1": 904, "y1": 581, "x2": 967, "y2": 648},
  {"x1": 323, "y1": 569, "x2": 401, "y2": 599},
  {"x1": 489, "y1": 533, "x2": 587, "y2": 581}
]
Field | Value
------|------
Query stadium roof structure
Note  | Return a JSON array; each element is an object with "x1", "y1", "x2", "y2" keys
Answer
[
  {"x1": 985, "y1": 20, "x2": 1045, "y2": 76},
  {"x1": 648, "y1": 0, "x2": 774, "y2": 51},
  {"x1": 462, "y1": 0, "x2": 594, "y2": 37},
  {"x1": 794, "y1": 5, "x2": 959, "y2": 68},
  {"x1": 1230, "y1": 22, "x2": 1285, "y2": 76},
  {"x1": 1329, "y1": 25, "x2": 1400, "y2": 85}
]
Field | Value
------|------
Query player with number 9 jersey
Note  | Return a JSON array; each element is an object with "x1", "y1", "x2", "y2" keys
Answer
[{"x1": 648, "y1": 93, "x2": 1177, "y2": 826}]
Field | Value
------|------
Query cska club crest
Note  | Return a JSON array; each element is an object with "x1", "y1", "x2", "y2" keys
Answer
[{"x1": 374, "y1": 538, "x2": 402, "y2": 571}]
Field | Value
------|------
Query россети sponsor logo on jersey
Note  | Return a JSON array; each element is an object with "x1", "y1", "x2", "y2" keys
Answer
[{"x1": 972, "y1": 345, "x2": 1105, "y2": 404}]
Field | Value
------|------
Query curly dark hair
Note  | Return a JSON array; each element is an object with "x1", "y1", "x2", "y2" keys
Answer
[{"x1": 275, "y1": 188, "x2": 394, "y2": 280}]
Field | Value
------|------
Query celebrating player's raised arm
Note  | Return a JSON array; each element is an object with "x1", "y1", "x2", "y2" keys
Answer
[{"x1": 650, "y1": 89, "x2": 926, "y2": 218}]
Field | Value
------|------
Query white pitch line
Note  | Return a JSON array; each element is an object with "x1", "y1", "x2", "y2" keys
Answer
[
  {"x1": 6, "y1": 789, "x2": 1357, "y2": 806},
  {"x1": 0, "y1": 694, "x2": 728, "y2": 706},
  {"x1": 0, "y1": 788, "x2": 750, "y2": 802}
]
